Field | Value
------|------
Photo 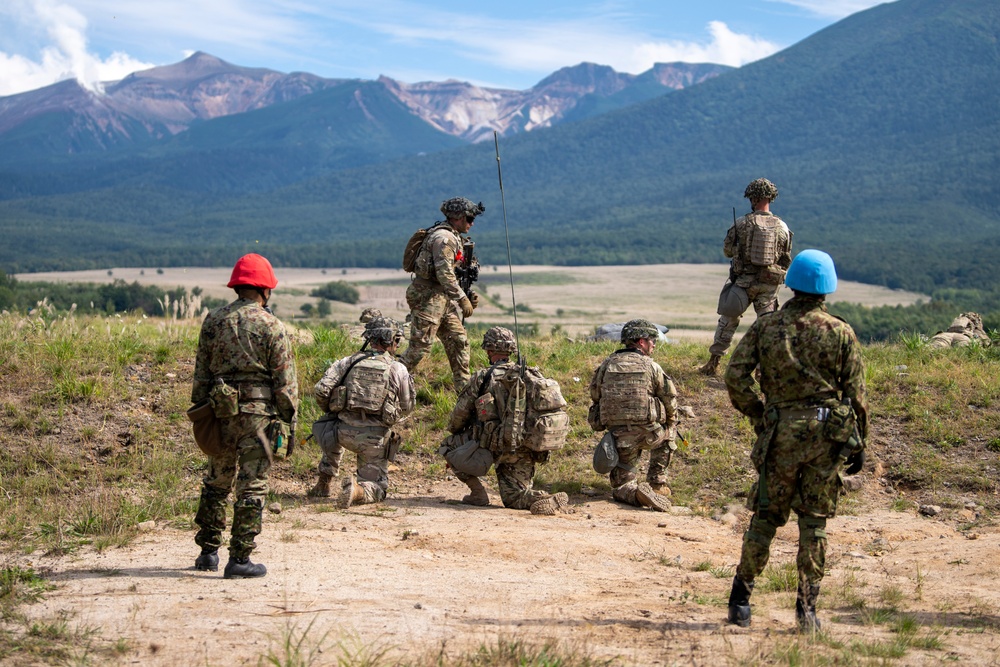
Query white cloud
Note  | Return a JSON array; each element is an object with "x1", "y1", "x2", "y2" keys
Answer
[
  {"x1": 769, "y1": 0, "x2": 887, "y2": 20},
  {"x1": 0, "y1": 0, "x2": 153, "y2": 96}
]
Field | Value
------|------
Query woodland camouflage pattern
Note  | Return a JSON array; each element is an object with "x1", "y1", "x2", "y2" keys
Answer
[
  {"x1": 724, "y1": 294, "x2": 868, "y2": 595},
  {"x1": 447, "y1": 360, "x2": 552, "y2": 510},
  {"x1": 401, "y1": 221, "x2": 471, "y2": 390},
  {"x1": 589, "y1": 349, "x2": 678, "y2": 505},
  {"x1": 314, "y1": 350, "x2": 415, "y2": 503},
  {"x1": 191, "y1": 298, "x2": 298, "y2": 559}
]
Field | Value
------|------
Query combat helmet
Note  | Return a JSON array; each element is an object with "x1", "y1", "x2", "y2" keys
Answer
[
  {"x1": 482, "y1": 326, "x2": 517, "y2": 355},
  {"x1": 784, "y1": 249, "x2": 838, "y2": 295},
  {"x1": 227, "y1": 253, "x2": 278, "y2": 289},
  {"x1": 363, "y1": 316, "x2": 404, "y2": 347},
  {"x1": 621, "y1": 319, "x2": 659, "y2": 344},
  {"x1": 440, "y1": 197, "x2": 486, "y2": 220},
  {"x1": 359, "y1": 307, "x2": 382, "y2": 323},
  {"x1": 744, "y1": 178, "x2": 778, "y2": 203}
]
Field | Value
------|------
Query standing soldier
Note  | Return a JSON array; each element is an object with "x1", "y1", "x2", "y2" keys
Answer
[
  {"x1": 700, "y1": 178, "x2": 793, "y2": 375},
  {"x1": 401, "y1": 197, "x2": 484, "y2": 392},
  {"x1": 588, "y1": 319, "x2": 677, "y2": 512},
  {"x1": 309, "y1": 316, "x2": 415, "y2": 508},
  {"x1": 191, "y1": 253, "x2": 298, "y2": 579},
  {"x1": 724, "y1": 249, "x2": 867, "y2": 632},
  {"x1": 444, "y1": 327, "x2": 570, "y2": 515}
]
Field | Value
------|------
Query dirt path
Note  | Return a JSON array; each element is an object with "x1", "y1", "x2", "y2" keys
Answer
[{"x1": 18, "y1": 476, "x2": 1000, "y2": 666}]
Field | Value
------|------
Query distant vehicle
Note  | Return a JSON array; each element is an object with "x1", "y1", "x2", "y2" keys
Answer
[{"x1": 587, "y1": 323, "x2": 670, "y2": 343}]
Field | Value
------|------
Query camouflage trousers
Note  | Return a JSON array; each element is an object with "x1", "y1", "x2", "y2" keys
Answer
[
  {"x1": 609, "y1": 426, "x2": 674, "y2": 506},
  {"x1": 736, "y1": 414, "x2": 843, "y2": 590},
  {"x1": 455, "y1": 455, "x2": 548, "y2": 510},
  {"x1": 317, "y1": 421, "x2": 390, "y2": 504},
  {"x1": 194, "y1": 413, "x2": 272, "y2": 560},
  {"x1": 709, "y1": 281, "x2": 780, "y2": 357},
  {"x1": 400, "y1": 283, "x2": 470, "y2": 392}
]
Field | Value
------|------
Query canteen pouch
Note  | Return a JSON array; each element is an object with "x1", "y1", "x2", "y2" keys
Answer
[
  {"x1": 209, "y1": 381, "x2": 239, "y2": 418},
  {"x1": 587, "y1": 402, "x2": 604, "y2": 431},
  {"x1": 269, "y1": 419, "x2": 291, "y2": 460},
  {"x1": 824, "y1": 400, "x2": 861, "y2": 454}
]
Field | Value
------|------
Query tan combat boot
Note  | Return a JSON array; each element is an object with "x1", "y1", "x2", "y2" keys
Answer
[
  {"x1": 635, "y1": 482, "x2": 671, "y2": 512},
  {"x1": 648, "y1": 483, "x2": 671, "y2": 496},
  {"x1": 338, "y1": 475, "x2": 366, "y2": 509},
  {"x1": 698, "y1": 354, "x2": 722, "y2": 376},
  {"x1": 461, "y1": 477, "x2": 490, "y2": 506},
  {"x1": 307, "y1": 472, "x2": 333, "y2": 498}
]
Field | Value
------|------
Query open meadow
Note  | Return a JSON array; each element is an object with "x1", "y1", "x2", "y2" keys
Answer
[{"x1": 1, "y1": 299, "x2": 999, "y2": 666}]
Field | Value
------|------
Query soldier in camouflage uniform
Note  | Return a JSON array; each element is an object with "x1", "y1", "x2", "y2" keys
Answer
[
  {"x1": 588, "y1": 319, "x2": 678, "y2": 512},
  {"x1": 444, "y1": 327, "x2": 570, "y2": 515},
  {"x1": 929, "y1": 312, "x2": 992, "y2": 349},
  {"x1": 191, "y1": 253, "x2": 298, "y2": 579},
  {"x1": 700, "y1": 178, "x2": 793, "y2": 375},
  {"x1": 401, "y1": 197, "x2": 485, "y2": 392},
  {"x1": 724, "y1": 249, "x2": 867, "y2": 632},
  {"x1": 310, "y1": 316, "x2": 415, "y2": 507}
]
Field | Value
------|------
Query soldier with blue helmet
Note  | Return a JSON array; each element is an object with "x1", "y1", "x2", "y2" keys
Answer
[{"x1": 724, "y1": 249, "x2": 867, "y2": 632}]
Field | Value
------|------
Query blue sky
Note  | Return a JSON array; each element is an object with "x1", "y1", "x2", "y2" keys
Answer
[{"x1": 0, "y1": 0, "x2": 888, "y2": 96}]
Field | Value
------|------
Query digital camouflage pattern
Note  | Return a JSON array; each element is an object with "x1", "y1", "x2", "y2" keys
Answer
[
  {"x1": 482, "y1": 326, "x2": 517, "y2": 354},
  {"x1": 401, "y1": 221, "x2": 471, "y2": 390},
  {"x1": 724, "y1": 294, "x2": 867, "y2": 594},
  {"x1": 708, "y1": 210, "x2": 793, "y2": 357},
  {"x1": 313, "y1": 350, "x2": 414, "y2": 503},
  {"x1": 191, "y1": 297, "x2": 298, "y2": 560},
  {"x1": 744, "y1": 177, "x2": 778, "y2": 202},
  {"x1": 589, "y1": 349, "x2": 678, "y2": 504},
  {"x1": 446, "y1": 361, "x2": 552, "y2": 510}
]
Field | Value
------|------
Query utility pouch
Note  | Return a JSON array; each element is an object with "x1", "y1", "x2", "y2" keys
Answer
[
  {"x1": 385, "y1": 430, "x2": 402, "y2": 463},
  {"x1": 328, "y1": 385, "x2": 348, "y2": 413},
  {"x1": 187, "y1": 399, "x2": 225, "y2": 458},
  {"x1": 587, "y1": 403, "x2": 604, "y2": 431},
  {"x1": 475, "y1": 393, "x2": 499, "y2": 422},
  {"x1": 269, "y1": 419, "x2": 291, "y2": 460},
  {"x1": 824, "y1": 400, "x2": 861, "y2": 453},
  {"x1": 210, "y1": 381, "x2": 239, "y2": 418}
]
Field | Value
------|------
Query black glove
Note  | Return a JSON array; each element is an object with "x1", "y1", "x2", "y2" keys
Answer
[{"x1": 845, "y1": 449, "x2": 865, "y2": 475}]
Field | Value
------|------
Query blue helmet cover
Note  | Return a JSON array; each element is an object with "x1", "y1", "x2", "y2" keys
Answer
[{"x1": 785, "y1": 249, "x2": 838, "y2": 295}]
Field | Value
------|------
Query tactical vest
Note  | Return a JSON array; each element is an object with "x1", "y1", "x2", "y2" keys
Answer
[
  {"x1": 599, "y1": 353, "x2": 662, "y2": 427},
  {"x1": 737, "y1": 212, "x2": 786, "y2": 284},
  {"x1": 343, "y1": 354, "x2": 396, "y2": 426},
  {"x1": 413, "y1": 224, "x2": 451, "y2": 282}
]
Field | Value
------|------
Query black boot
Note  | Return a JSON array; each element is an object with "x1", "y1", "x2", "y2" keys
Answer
[
  {"x1": 727, "y1": 576, "x2": 754, "y2": 627},
  {"x1": 223, "y1": 557, "x2": 267, "y2": 579},
  {"x1": 796, "y1": 583, "x2": 821, "y2": 632},
  {"x1": 194, "y1": 549, "x2": 219, "y2": 572}
]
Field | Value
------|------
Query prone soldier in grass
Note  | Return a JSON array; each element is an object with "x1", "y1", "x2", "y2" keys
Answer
[
  {"x1": 191, "y1": 253, "x2": 298, "y2": 579},
  {"x1": 724, "y1": 249, "x2": 867, "y2": 632}
]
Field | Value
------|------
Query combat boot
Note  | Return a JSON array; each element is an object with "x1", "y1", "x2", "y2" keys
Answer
[
  {"x1": 698, "y1": 354, "x2": 722, "y2": 376},
  {"x1": 223, "y1": 556, "x2": 267, "y2": 579},
  {"x1": 461, "y1": 477, "x2": 490, "y2": 506},
  {"x1": 727, "y1": 576, "x2": 754, "y2": 627},
  {"x1": 338, "y1": 475, "x2": 366, "y2": 509},
  {"x1": 307, "y1": 472, "x2": 333, "y2": 498},
  {"x1": 194, "y1": 548, "x2": 218, "y2": 572},
  {"x1": 648, "y1": 483, "x2": 671, "y2": 496},
  {"x1": 635, "y1": 482, "x2": 671, "y2": 512},
  {"x1": 796, "y1": 583, "x2": 822, "y2": 633}
]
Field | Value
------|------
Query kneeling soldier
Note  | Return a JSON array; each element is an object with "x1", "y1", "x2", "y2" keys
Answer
[{"x1": 310, "y1": 316, "x2": 415, "y2": 507}]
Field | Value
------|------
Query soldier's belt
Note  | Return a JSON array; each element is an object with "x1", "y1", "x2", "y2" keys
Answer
[
  {"x1": 239, "y1": 386, "x2": 273, "y2": 400},
  {"x1": 778, "y1": 407, "x2": 830, "y2": 421}
]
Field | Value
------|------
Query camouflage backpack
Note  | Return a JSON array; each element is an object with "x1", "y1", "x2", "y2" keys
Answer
[
  {"x1": 475, "y1": 364, "x2": 569, "y2": 457},
  {"x1": 401, "y1": 228, "x2": 429, "y2": 273}
]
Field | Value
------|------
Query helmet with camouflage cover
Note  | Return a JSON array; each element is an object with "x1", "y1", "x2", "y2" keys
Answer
[
  {"x1": 482, "y1": 326, "x2": 517, "y2": 354},
  {"x1": 744, "y1": 178, "x2": 778, "y2": 203},
  {"x1": 359, "y1": 307, "x2": 382, "y2": 323},
  {"x1": 440, "y1": 197, "x2": 486, "y2": 220},
  {"x1": 621, "y1": 319, "x2": 659, "y2": 344},
  {"x1": 363, "y1": 316, "x2": 404, "y2": 347}
]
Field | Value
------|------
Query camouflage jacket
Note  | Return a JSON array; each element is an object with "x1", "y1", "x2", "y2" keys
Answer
[
  {"x1": 589, "y1": 349, "x2": 678, "y2": 429},
  {"x1": 725, "y1": 295, "x2": 868, "y2": 439},
  {"x1": 192, "y1": 298, "x2": 298, "y2": 423},
  {"x1": 314, "y1": 350, "x2": 415, "y2": 429},
  {"x1": 414, "y1": 222, "x2": 466, "y2": 302},
  {"x1": 724, "y1": 210, "x2": 792, "y2": 285},
  {"x1": 448, "y1": 361, "x2": 509, "y2": 434}
]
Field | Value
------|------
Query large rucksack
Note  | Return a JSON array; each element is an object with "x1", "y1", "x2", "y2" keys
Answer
[{"x1": 477, "y1": 364, "x2": 569, "y2": 457}]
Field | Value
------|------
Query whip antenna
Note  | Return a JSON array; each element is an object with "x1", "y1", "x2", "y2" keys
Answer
[{"x1": 493, "y1": 131, "x2": 523, "y2": 364}]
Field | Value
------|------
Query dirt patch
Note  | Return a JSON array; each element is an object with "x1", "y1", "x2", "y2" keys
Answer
[{"x1": 14, "y1": 474, "x2": 1000, "y2": 666}]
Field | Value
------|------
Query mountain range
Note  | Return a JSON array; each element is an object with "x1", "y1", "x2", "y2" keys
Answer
[{"x1": 0, "y1": 0, "x2": 998, "y2": 303}]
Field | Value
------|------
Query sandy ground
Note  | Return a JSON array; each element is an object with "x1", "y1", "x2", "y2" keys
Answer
[
  {"x1": 16, "y1": 264, "x2": 926, "y2": 341},
  {"x1": 15, "y1": 472, "x2": 1000, "y2": 666}
]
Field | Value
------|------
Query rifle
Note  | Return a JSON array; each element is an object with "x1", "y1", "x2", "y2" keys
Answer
[{"x1": 455, "y1": 236, "x2": 480, "y2": 301}]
